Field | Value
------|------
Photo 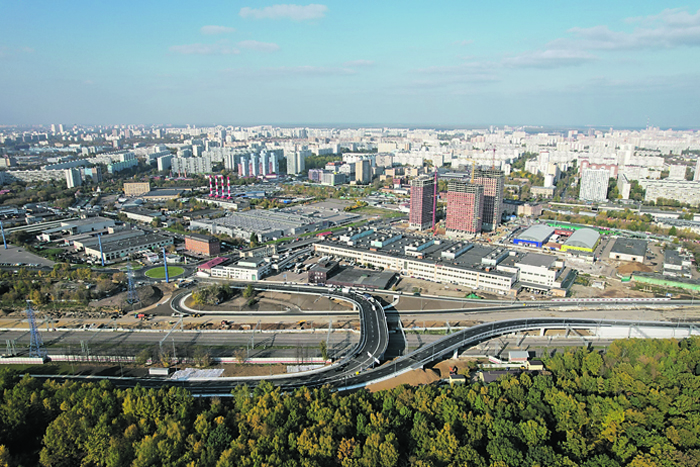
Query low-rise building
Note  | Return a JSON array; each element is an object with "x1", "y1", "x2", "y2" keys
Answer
[
  {"x1": 210, "y1": 258, "x2": 270, "y2": 281},
  {"x1": 561, "y1": 228, "x2": 600, "y2": 254},
  {"x1": 513, "y1": 225, "x2": 554, "y2": 248},
  {"x1": 84, "y1": 233, "x2": 173, "y2": 261},
  {"x1": 185, "y1": 233, "x2": 221, "y2": 256},
  {"x1": 308, "y1": 260, "x2": 340, "y2": 284},
  {"x1": 609, "y1": 238, "x2": 647, "y2": 263},
  {"x1": 123, "y1": 182, "x2": 151, "y2": 196},
  {"x1": 123, "y1": 208, "x2": 164, "y2": 224}
]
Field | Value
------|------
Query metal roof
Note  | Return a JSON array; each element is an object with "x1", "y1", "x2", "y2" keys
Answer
[
  {"x1": 514, "y1": 225, "x2": 555, "y2": 243},
  {"x1": 610, "y1": 238, "x2": 647, "y2": 257},
  {"x1": 564, "y1": 228, "x2": 600, "y2": 250}
]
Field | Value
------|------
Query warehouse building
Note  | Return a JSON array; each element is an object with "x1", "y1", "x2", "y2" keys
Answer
[
  {"x1": 561, "y1": 228, "x2": 600, "y2": 254},
  {"x1": 209, "y1": 258, "x2": 271, "y2": 281},
  {"x1": 189, "y1": 210, "x2": 326, "y2": 242},
  {"x1": 609, "y1": 238, "x2": 647, "y2": 263},
  {"x1": 314, "y1": 233, "x2": 518, "y2": 295},
  {"x1": 513, "y1": 225, "x2": 555, "y2": 248},
  {"x1": 84, "y1": 234, "x2": 173, "y2": 261},
  {"x1": 185, "y1": 233, "x2": 220, "y2": 256},
  {"x1": 123, "y1": 182, "x2": 151, "y2": 196}
]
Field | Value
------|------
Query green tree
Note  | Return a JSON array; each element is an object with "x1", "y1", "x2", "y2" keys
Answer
[{"x1": 242, "y1": 284, "x2": 255, "y2": 299}]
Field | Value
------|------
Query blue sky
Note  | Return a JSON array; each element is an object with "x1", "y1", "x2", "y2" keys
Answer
[{"x1": 1, "y1": 1, "x2": 699, "y2": 128}]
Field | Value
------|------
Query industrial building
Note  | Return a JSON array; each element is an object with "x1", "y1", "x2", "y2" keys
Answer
[
  {"x1": 123, "y1": 182, "x2": 151, "y2": 196},
  {"x1": 123, "y1": 208, "x2": 164, "y2": 224},
  {"x1": 513, "y1": 225, "x2": 555, "y2": 248},
  {"x1": 308, "y1": 261, "x2": 340, "y2": 284},
  {"x1": 609, "y1": 238, "x2": 647, "y2": 263},
  {"x1": 314, "y1": 230, "x2": 518, "y2": 294},
  {"x1": 185, "y1": 233, "x2": 220, "y2": 256},
  {"x1": 561, "y1": 228, "x2": 600, "y2": 254},
  {"x1": 189, "y1": 210, "x2": 326, "y2": 242},
  {"x1": 84, "y1": 233, "x2": 173, "y2": 261},
  {"x1": 209, "y1": 258, "x2": 270, "y2": 281}
]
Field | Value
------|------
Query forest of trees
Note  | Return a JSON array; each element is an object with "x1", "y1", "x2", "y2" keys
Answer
[{"x1": 1, "y1": 337, "x2": 700, "y2": 466}]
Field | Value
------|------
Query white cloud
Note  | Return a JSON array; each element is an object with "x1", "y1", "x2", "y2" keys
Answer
[
  {"x1": 224, "y1": 65, "x2": 355, "y2": 78},
  {"x1": 169, "y1": 42, "x2": 240, "y2": 55},
  {"x1": 550, "y1": 8, "x2": 700, "y2": 51},
  {"x1": 237, "y1": 40, "x2": 280, "y2": 52},
  {"x1": 200, "y1": 25, "x2": 236, "y2": 35},
  {"x1": 0, "y1": 45, "x2": 34, "y2": 58},
  {"x1": 343, "y1": 60, "x2": 374, "y2": 67},
  {"x1": 239, "y1": 4, "x2": 328, "y2": 21},
  {"x1": 502, "y1": 49, "x2": 597, "y2": 68}
]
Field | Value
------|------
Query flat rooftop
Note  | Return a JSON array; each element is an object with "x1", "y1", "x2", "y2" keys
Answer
[
  {"x1": 326, "y1": 267, "x2": 397, "y2": 289},
  {"x1": 610, "y1": 238, "x2": 647, "y2": 258}
]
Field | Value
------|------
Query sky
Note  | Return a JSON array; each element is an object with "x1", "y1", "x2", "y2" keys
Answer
[{"x1": 1, "y1": 1, "x2": 700, "y2": 128}]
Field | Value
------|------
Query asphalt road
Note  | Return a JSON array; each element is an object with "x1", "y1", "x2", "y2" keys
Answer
[{"x1": 32, "y1": 280, "x2": 700, "y2": 394}]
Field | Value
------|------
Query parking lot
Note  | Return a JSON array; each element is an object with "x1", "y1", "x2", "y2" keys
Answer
[{"x1": 0, "y1": 244, "x2": 55, "y2": 267}]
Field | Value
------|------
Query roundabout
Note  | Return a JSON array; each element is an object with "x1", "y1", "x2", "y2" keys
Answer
[{"x1": 145, "y1": 265, "x2": 184, "y2": 279}]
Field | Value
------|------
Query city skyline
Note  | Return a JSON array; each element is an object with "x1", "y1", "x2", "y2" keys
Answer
[{"x1": 1, "y1": 1, "x2": 700, "y2": 128}]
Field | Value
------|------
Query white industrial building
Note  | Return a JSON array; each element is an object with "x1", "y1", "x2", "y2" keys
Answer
[{"x1": 210, "y1": 258, "x2": 271, "y2": 281}]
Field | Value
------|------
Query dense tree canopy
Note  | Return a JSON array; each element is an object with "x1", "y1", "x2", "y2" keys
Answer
[{"x1": 1, "y1": 337, "x2": 700, "y2": 466}]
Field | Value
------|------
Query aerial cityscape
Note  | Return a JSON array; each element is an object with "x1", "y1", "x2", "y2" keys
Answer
[{"x1": 1, "y1": 1, "x2": 700, "y2": 466}]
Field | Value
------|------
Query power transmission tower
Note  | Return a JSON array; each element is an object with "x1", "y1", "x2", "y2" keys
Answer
[
  {"x1": 126, "y1": 263, "x2": 139, "y2": 305},
  {"x1": 25, "y1": 301, "x2": 46, "y2": 358}
]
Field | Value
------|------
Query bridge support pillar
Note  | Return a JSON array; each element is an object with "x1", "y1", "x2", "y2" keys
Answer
[
  {"x1": 540, "y1": 328, "x2": 546, "y2": 337},
  {"x1": 452, "y1": 349, "x2": 458, "y2": 359}
]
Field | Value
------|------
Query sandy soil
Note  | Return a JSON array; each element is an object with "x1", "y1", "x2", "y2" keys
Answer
[
  {"x1": 366, "y1": 367, "x2": 441, "y2": 392},
  {"x1": 221, "y1": 364, "x2": 287, "y2": 377},
  {"x1": 617, "y1": 262, "x2": 652, "y2": 275}
]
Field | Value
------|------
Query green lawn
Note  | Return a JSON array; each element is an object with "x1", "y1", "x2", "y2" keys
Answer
[
  {"x1": 353, "y1": 206, "x2": 406, "y2": 219},
  {"x1": 145, "y1": 266, "x2": 184, "y2": 279}
]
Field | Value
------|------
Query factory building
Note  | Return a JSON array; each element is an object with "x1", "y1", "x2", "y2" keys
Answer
[{"x1": 513, "y1": 225, "x2": 555, "y2": 248}]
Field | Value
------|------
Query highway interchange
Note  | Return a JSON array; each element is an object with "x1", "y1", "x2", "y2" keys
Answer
[{"x1": 31, "y1": 280, "x2": 700, "y2": 394}]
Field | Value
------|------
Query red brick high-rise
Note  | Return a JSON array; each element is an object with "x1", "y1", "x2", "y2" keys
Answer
[
  {"x1": 446, "y1": 180, "x2": 483, "y2": 235},
  {"x1": 409, "y1": 175, "x2": 435, "y2": 231}
]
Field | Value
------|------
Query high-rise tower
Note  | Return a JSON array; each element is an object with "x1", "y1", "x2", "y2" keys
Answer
[
  {"x1": 473, "y1": 168, "x2": 504, "y2": 231},
  {"x1": 446, "y1": 180, "x2": 484, "y2": 235},
  {"x1": 409, "y1": 175, "x2": 436, "y2": 231}
]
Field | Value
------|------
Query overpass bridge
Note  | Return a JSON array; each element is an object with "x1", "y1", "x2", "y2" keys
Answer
[{"x1": 28, "y1": 282, "x2": 700, "y2": 394}]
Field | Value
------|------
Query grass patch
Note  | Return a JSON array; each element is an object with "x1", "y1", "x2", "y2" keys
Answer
[
  {"x1": 353, "y1": 206, "x2": 405, "y2": 219},
  {"x1": 145, "y1": 266, "x2": 184, "y2": 279}
]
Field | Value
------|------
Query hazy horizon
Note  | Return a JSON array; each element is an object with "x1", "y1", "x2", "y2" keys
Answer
[{"x1": 2, "y1": 1, "x2": 700, "y2": 128}]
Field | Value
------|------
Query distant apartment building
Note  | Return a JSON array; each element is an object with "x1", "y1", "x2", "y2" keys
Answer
[
  {"x1": 123, "y1": 182, "x2": 151, "y2": 197},
  {"x1": 668, "y1": 164, "x2": 687, "y2": 180},
  {"x1": 65, "y1": 168, "x2": 82, "y2": 189},
  {"x1": 308, "y1": 168, "x2": 325, "y2": 183},
  {"x1": 171, "y1": 155, "x2": 213, "y2": 175},
  {"x1": 446, "y1": 180, "x2": 483, "y2": 235},
  {"x1": 322, "y1": 172, "x2": 345, "y2": 186},
  {"x1": 695, "y1": 158, "x2": 700, "y2": 182},
  {"x1": 409, "y1": 175, "x2": 436, "y2": 231},
  {"x1": 579, "y1": 168, "x2": 610, "y2": 202},
  {"x1": 579, "y1": 158, "x2": 618, "y2": 178},
  {"x1": 355, "y1": 159, "x2": 371, "y2": 184},
  {"x1": 473, "y1": 168, "x2": 505, "y2": 231},
  {"x1": 286, "y1": 149, "x2": 310, "y2": 175},
  {"x1": 157, "y1": 154, "x2": 173, "y2": 171},
  {"x1": 638, "y1": 179, "x2": 700, "y2": 206}
]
